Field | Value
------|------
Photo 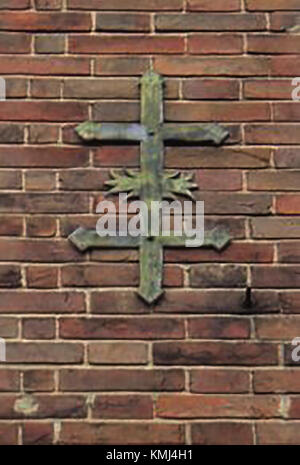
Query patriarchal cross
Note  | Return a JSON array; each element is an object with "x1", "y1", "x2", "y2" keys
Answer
[{"x1": 69, "y1": 71, "x2": 231, "y2": 304}]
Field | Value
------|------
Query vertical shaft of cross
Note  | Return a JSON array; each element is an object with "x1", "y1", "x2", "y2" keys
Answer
[{"x1": 138, "y1": 71, "x2": 165, "y2": 303}]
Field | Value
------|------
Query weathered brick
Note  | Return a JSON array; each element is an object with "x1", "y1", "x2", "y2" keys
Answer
[
  {"x1": 246, "y1": 0, "x2": 300, "y2": 10},
  {"x1": 70, "y1": 34, "x2": 184, "y2": 54},
  {"x1": 31, "y1": 79, "x2": 61, "y2": 98},
  {"x1": 60, "y1": 317, "x2": 184, "y2": 340},
  {"x1": 23, "y1": 318, "x2": 56, "y2": 339},
  {"x1": 35, "y1": 0, "x2": 62, "y2": 9},
  {"x1": 26, "y1": 217, "x2": 57, "y2": 237},
  {"x1": 0, "y1": 318, "x2": 18, "y2": 338},
  {"x1": 91, "y1": 289, "x2": 280, "y2": 315},
  {"x1": 0, "y1": 147, "x2": 89, "y2": 168},
  {"x1": 280, "y1": 292, "x2": 300, "y2": 314},
  {"x1": 23, "y1": 370, "x2": 55, "y2": 392},
  {"x1": 155, "y1": 56, "x2": 269, "y2": 76},
  {"x1": 60, "y1": 369, "x2": 185, "y2": 391},
  {"x1": 0, "y1": 291, "x2": 85, "y2": 314},
  {"x1": 0, "y1": 170, "x2": 22, "y2": 189},
  {"x1": 276, "y1": 195, "x2": 300, "y2": 214},
  {"x1": 156, "y1": 14, "x2": 266, "y2": 31},
  {"x1": 271, "y1": 56, "x2": 300, "y2": 76},
  {"x1": 0, "y1": 217, "x2": 23, "y2": 236},
  {"x1": 26, "y1": 266, "x2": 58, "y2": 288},
  {"x1": 254, "y1": 369, "x2": 300, "y2": 393},
  {"x1": 64, "y1": 78, "x2": 139, "y2": 99},
  {"x1": 88, "y1": 342, "x2": 148, "y2": 365},
  {"x1": 251, "y1": 217, "x2": 300, "y2": 239},
  {"x1": 257, "y1": 423, "x2": 300, "y2": 445},
  {"x1": 0, "y1": 33, "x2": 31, "y2": 53},
  {"x1": 0, "y1": 370, "x2": 19, "y2": 392},
  {"x1": 0, "y1": 265, "x2": 21, "y2": 288},
  {"x1": 0, "y1": 12, "x2": 91, "y2": 31},
  {"x1": 0, "y1": 56, "x2": 89, "y2": 75},
  {"x1": 0, "y1": 423, "x2": 18, "y2": 445},
  {"x1": 190, "y1": 265, "x2": 247, "y2": 288},
  {"x1": 275, "y1": 148, "x2": 300, "y2": 168},
  {"x1": 0, "y1": 102, "x2": 88, "y2": 122},
  {"x1": 153, "y1": 342, "x2": 278, "y2": 365},
  {"x1": 67, "y1": 0, "x2": 183, "y2": 10},
  {"x1": 270, "y1": 13, "x2": 300, "y2": 32},
  {"x1": 0, "y1": 124, "x2": 24, "y2": 143},
  {"x1": 244, "y1": 79, "x2": 293, "y2": 99},
  {"x1": 25, "y1": 171, "x2": 56, "y2": 191},
  {"x1": 278, "y1": 242, "x2": 300, "y2": 263},
  {"x1": 188, "y1": 0, "x2": 240, "y2": 11},
  {"x1": 187, "y1": 317, "x2": 250, "y2": 339},
  {"x1": 0, "y1": 0, "x2": 30, "y2": 8},
  {"x1": 6, "y1": 343, "x2": 83, "y2": 363},
  {"x1": 191, "y1": 422, "x2": 253, "y2": 445},
  {"x1": 245, "y1": 124, "x2": 300, "y2": 144},
  {"x1": 248, "y1": 171, "x2": 300, "y2": 191},
  {"x1": 0, "y1": 193, "x2": 89, "y2": 213},
  {"x1": 96, "y1": 13, "x2": 150, "y2": 32},
  {"x1": 252, "y1": 266, "x2": 300, "y2": 288},
  {"x1": 92, "y1": 395, "x2": 153, "y2": 419},
  {"x1": 23, "y1": 422, "x2": 53, "y2": 445},
  {"x1": 188, "y1": 34, "x2": 243, "y2": 54},
  {"x1": 156, "y1": 394, "x2": 280, "y2": 418},
  {"x1": 190, "y1": 369, "x2": 250, "y2": 393},
  {"x1": 35, "y1": 34, "x2": 65, "y2": 53},
  {"x1": 248, "y1": 35, "x2": 300, "y2": 54},
  {"x1": 183, "y1": 79, "x2": 240, "y2": 100},
  {"x1": 255, "y1": 317, "x2": 300, "y2": 340},
  {"x1": 59, "y1": 422, "x2": 184, "y2": 445},
  {"x1": 29, "y1": 124, "x2": 59, "y2": 143},
  {"x1": 95, "y1": 56, "x2": 150, "y2": 75}
]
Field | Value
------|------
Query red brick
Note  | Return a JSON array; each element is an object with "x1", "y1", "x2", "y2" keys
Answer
[
  {"x1": 165, "y1": 102, "x2": 270, "y2": 122},
  {"x1": 254, "y1": 370, "x2": 300, "y2": 393},
  {"x1": 156, "y1": 394, "x2": 280, "y2": 418},
  {"x1": 0, "y1": 0, "x2": 30, "y2": 8},
  {"x1": 257, "y1": 423, "x2": 300, "y2": 445},
  {"x1": 23, "y1": 318, "x2": 56, "y2": 339},
  {"x1": 270, "y1": 13, "x2": 300, "y2": 32},
  {"x1": 252, "y1": 266, "x2": 300, "y2": 288},
  {"x1": 23, "y1": 422, "x2": 53, "y2": 445},
  {"x1": 156, "y1": 14, "x2": 266, "y2": 31},
  {"x1": 0, "y1": 291, "x2": 85, "y2": 314},
  {"x1": 0, "y1": 12, "x2": 91, "y2": 31},
  {"x1": 0, "y1": 217, "x2": 23, "y2": 236},
  {"x1": 0, "y1": 193, "x2": 88, "y2": 213},
  {"x1": 276, "y1": 195, "x2": 300, "y2": 214},
  {"x1": 190, "y1": 369, "x2": 250, "y2": 393},
  {"x1": 166, "y1": 242, "x2": 274, "y2": 263},
  {"x1": 64, "y1": 78, "x2": 139, "y2": 99},
  {"x1": 280, "y1": 292, "x2": 300, "y2": 314},
  {"x1": 244, "y1": 79, "x2": 294, "y2": 99},
  {"x1": 0, "y1": 56, "x2": 89, "y2": 75},
  {"x1": 25, "y1": 171, "x2": 56, "y2": 191},
  {"x1": 192, "y1": 422, "x2": 253, "y2": 445},
  {"x1": 248, "y1": 171, "x2": 300, "y2": 191},
  {"x1": 60, "y1": 369, "x2": 185, "y2": 391},
  {"x1": 188, "y1": 34, "x2": 243, "y2": 54},
  {"x1": 0, "y1": 423, "x2": 18, "y2": 445},
  {"x1": 29, "y1": 125, "x2": 59, "y2": 143},
  {"x1": 0, "y1": 147, "x2": 89, "y2": 168},
  {"x1": 0, "y1": 170, "x2": 22, "y2": 189},
  {"x1": 23, "y1": 370, "x2": 55, "y2": 392},
  {"x1": 153, "y1": 341, "x2": 278, "y2": 365},
  {"x1": 274, "y1": 103, "x2": 300, "y2": 122},
  {"x1": 0, "y1": 124, "x2": 24, "y2": 143},
  {"x1": 26, "y1": 266, "x2": 58, "y2": 288},
  {"x1": 92, "y1": 395, "x2": 153, "y2": 419},
  {"x1": 88, "y1": 342, "x2": 148, "y2": 365},
  {"x1": 26, "y1": 217, "x2": 57, "y2": 237},
  {"x1": 60, "y1": 317, "x2": 184, "y2": 340},
  {"x1": 35, "y1": 34, "x2": 65, "y2": 53},
  {"x1": 246, "y1": 0, "x2": 300, "y2": 9},
  {"x1": 7, "y1": 343, "x2": 83, "y2": 363},
  {"x1": 190, "y1": 265, "x2": 247, "y2": 288},
  {"x1": 91, "y1": 289, "x2": 280, "y2": 315},
  {"x1": 251, "y1": 217, "x2": 300, "y2": 239},
  {"x1": 271, "y1": 56, "x2": 300, "y2": 76},
  {"x1": 188, "y1": 317, "x2": 250, "y2": 339},
  {"x1": 155, "y1": 56, "x2": 269, "y2": 76},
  {"x1": 31, "y1": 79, "x2": 61, "y2": 98},
  {"x1": 278, "y1": 242, "x2": 300, "y2": 263},
  {"x1": 275, "y1": 148, "x2": 300, "y2": 168},
  {"x1": 0, "y1": 394, "x2": 86, "y2": 418},
  {"x1": 183, "y1": 79, "x2": 240, "y2": 100},
  {"x1": 248, "y1": 35, "x2": 300, "y2": 54},
  {"x1": 96, "y1": 13, "x2": 150, "y2": 32},
  {"x1": 0, "y1": 102, "x2": 88, "y2": 122},
  {"x1": 0, "y1": 33, "x2": 31, "y2": 53},
  {"x1": 67, "y1": 0, "x2": 183, "y2": 10},
  {"x1": 0, "y1": 370, "x2": 19, "y2": 392},
  {"x1": 188, "y1": 0, "x2": 240, "y2": 11},
  {"x1": 0, "y1": 265, "x2": 21, "y2": 288},
  {"x1": 69, "y1": 35, "x2": 184, "y2": 54},
  {"x1": 245, "y1": 124, "x2": 300, "y2": 144},
  {"x1": 35, "y1": 0, "x2": 62, "y2": 9},
  {"x1": 59, "y1": 422, "x2": 184, "y2": 445},
  {"x1": 256, "y1": 317, "x2": 300, "y2": 340},
  {"x1": 95, "y1": 56, "x2": 150, "y2": 75}
]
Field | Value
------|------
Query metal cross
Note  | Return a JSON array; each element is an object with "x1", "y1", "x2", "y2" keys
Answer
[{"x1": 69, "y1": 71, "x2": 231, "y2": 304}]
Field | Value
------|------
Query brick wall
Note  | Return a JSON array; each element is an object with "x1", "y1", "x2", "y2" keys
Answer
[{"x1": 0, "y1": 0, "x2": 300, "y2": 446}]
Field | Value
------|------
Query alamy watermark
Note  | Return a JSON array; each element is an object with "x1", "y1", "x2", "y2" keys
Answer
[
  {"x1": 292, "y1": 78, "x2": 300, "y2": 101},
  {"x1": 96, "y1": 194, "x2": 204, "y2": 247},
  {"x1": 0, "y1": 78, "x2": 5, "y2": 101}
]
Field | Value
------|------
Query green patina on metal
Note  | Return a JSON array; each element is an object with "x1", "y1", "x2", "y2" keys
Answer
[{"x1": 69, "y1": 71, "x2": 231, "y2": 304}]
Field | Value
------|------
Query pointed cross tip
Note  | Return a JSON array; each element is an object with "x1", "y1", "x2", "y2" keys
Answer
[
  {"x1": 210, "y1": 227, "x2": 231, "y2": 251},
  {"x1": 68, "y1": 227, "x2": 89, "y2": 252},
  {"x1": 137, "y1": 288, "x2": 164, "y2": 305}
]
